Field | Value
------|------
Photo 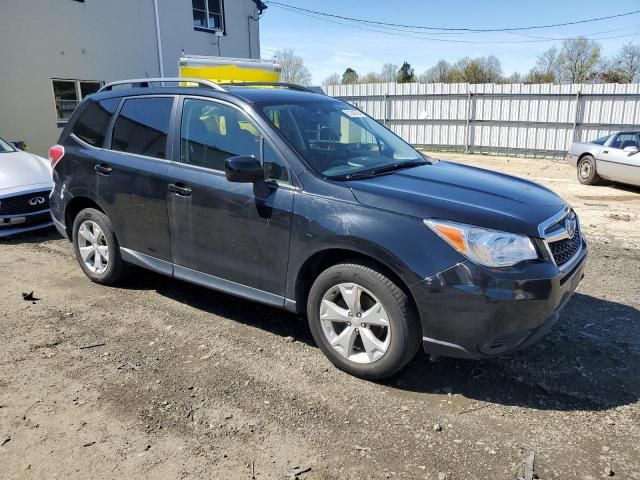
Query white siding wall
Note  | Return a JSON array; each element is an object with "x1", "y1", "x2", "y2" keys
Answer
[{"x1": 0, "y1": 0, "x2": 259, "y2": 155}]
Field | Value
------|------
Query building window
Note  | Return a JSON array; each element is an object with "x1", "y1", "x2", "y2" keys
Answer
[
  {"x1": 52, "y1": 79, "x2": 103, "y2": 121},
  {"x1": 192, "y1": 0, "x2": 225, "y2": 32}
]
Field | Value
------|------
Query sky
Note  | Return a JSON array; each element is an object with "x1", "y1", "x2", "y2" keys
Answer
[{"x1": 259, "y1": 0, "x2": 640, "y2": 84}]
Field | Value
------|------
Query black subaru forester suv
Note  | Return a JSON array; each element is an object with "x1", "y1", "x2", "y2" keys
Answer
[{"x1": 49, "y1": 78, "x2": 586, "y2": 380}]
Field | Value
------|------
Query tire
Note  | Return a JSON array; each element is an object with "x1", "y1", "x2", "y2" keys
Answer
[
  {"x1": 72, "y1": 208, "x2": 127, "y2": 285},
  {"x1": 577, "y1": 155, "x2": 601, "y2": 185},
  {"x1": 307, "y1": 262, "x2": 421, "y2": 380}
]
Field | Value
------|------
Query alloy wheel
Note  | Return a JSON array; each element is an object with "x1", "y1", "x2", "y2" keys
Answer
[
  {"x1": 319, "y1": 282, "x2": 391, "y2": 364},
  {"x1": 77, "y1": 220, "x2": 109, "y2": 274}
]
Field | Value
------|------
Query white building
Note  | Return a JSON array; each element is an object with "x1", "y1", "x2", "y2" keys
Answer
[{"x1": 0, "y1": 0, "x2": 266, "y2": 155}]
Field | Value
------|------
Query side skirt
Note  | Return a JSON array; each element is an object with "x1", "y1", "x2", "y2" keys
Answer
[{"x1": 120, "y1": 248, "x2": 297, "y2": 311}]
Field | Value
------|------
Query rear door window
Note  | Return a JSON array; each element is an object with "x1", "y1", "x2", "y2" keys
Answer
[
  {"x1": 71, "y1": 98, "x2": 120, "y2": 147},
  {"x1": 111, "y1": 97, "x2": 174, "y2": 159}
]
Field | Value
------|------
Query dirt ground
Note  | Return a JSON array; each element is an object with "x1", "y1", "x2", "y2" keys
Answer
[{"x1": 1, "y1": 153, "x2": 639, "y2": 480}]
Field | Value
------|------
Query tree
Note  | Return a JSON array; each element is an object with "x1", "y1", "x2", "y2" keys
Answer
[
  {"x1": 342, "y1": 67, "x2": 359, "y2": 84},
  {"x1": 481, "y1": 55, "x2": 503, "y2": 83},
  {"x1": 531, "y1": 46, "x2": 561, "y2": 83},
  {"x1": 322, "y1": 73, "x2": 341, "y2": 86},
  {"x1": 443, "y1": 56, "x2": 505, "y2": 83},
  {"x1": 275, "y1": 49, "x2": 312, "y2": 85},
  {"x1": 592, "y1": 66, "x2": 624, "y2": 83},
  {"x1": 380, "y1": 63, "x2": 399, "y2": 82},
  {"x1": 506, "y1": 72, "x2": 523, "y2": 83},
  {"x1": 556, "y1": 38, "x2": 601, "y2": 83},
  {"x1": 396, "y1": 61, "x2": 416, "y2": 83},
  {"x1": 360, "y1": 72, "x2": 381, "y2": 84},
  {"x1": 611, "y1": 43, "x2": 640, "y2": 83},
  {"x1": 419, "y1": 60, "x2": 451, "y2": 83},
  {"x1": 524, "y1": 70, "x2": 556, "y2": 84}
]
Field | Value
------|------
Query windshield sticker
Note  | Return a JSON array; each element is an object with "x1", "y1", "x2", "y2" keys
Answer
[{"x1": 342, "y1": 109, "x2": 366, "y2": 118}]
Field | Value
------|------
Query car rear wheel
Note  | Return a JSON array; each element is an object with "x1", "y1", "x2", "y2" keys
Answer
[
  {"x1": 72, "y1": 208, "x2": 127, "y2": 285},
  {"x1": 577, "y1": 155, "x2": 601, "y2": 185},
  {"x1": 307, "y1": 262, "x2": 421, "y2": 380}
]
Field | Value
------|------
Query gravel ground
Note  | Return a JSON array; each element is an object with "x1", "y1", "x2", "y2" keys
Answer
[{"x1": 1, "y1": 154, "x2": 639, "y2": 480}]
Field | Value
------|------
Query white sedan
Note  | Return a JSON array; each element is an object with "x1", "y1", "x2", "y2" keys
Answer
[
  {"x1": 565, "y1": 131, "x2": 640, "y2": 187},
  {"x1": 0, "y1": 136, "x2": 53, "y2": 237}
]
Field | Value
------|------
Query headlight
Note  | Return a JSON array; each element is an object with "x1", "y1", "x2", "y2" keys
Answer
[{"x1": 424, "y1": 220, "x2": 538, "y2": 268}]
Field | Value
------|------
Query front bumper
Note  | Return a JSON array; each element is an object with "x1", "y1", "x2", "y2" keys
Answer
[
  {"x1": 565, "y1": 153, "x2": 580, "y2": 168},
  {"x1": 410, "y1": 240, "x2": 587, "y2": 359},
  {"x1": 0, "y1": 211, "x2": 54, "y2": 238}
]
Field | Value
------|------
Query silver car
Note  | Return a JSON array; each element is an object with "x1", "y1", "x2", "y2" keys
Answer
[
  {"x1": 566, "y1": 131, "x2": 640, "y2": 187},
  {"x1": 0, "y1": 136, "x2": 53, "y2": 237}
]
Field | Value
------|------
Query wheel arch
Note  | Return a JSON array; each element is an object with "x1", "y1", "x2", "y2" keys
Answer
[
  {"x1": 64, "y1": 195, "x2": 107, "y2": 240},
  {"x1": 578, "y1": 152, "x2": 596, "y2": 162},
  {"x1": 291, "y1": 246, "x2": 418, "y2": 318}
]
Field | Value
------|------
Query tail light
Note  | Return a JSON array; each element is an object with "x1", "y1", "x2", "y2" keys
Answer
[{"x1": 49, "y1": 144, "x2": 65, "y2": 169}]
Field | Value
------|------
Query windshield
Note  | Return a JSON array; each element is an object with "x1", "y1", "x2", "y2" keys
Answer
[
  {"x1": 260, "y1": 99, "x2": 424, "y2": 178},
  {"x1": 591, "y1": 135, "x2": 610, "y2": 145},
  {"x1": 0, "y1": 137, "x2": 16, "y2": 153}
]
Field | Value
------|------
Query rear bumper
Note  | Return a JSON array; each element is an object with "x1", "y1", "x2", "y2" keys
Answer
[{"x1": 411, "y1": 241, "x2": 587, "y2": 359}]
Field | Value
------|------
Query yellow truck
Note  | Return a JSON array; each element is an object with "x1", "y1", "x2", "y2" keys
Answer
[{"x1": 178, "y1": 55, "x2": 281, "y2": 84}]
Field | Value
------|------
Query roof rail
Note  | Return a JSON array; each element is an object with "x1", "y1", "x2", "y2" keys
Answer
[
  {"x1": 99, "y1": 77, "x2": 226, "y2": 92},
  {"x1": 222, "y1": 82, "x2": 316, "y2": 93}
]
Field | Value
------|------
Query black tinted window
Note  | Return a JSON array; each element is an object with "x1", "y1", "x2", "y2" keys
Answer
[
  {"x1": 72, "y1": 98, "x2": 120, "y2": 147},
  {"x1": 591, "y1": 135, "x2": 610, "y2": 145},
  {"x1": 180, "y1": 98, "x2": 260, "y2": 170},
  {"x1": 112, "y1": 97, "x2": 173, "y2": 159},
  {"x1": 263, "y1": 141, "x2": 289, "y2": 183}
]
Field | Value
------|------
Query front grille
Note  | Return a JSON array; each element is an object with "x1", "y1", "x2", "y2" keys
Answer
[
  {"x1": 0, "y1": 191, "x2": 50, "y2": 215},
  {"x1": 549, "y1": 232, "x2": 581, "y2": 266}
]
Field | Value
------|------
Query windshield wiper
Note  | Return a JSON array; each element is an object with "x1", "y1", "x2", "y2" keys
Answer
[{"x1": 333, "y1": 159, "x2": 428, "y2": 181}]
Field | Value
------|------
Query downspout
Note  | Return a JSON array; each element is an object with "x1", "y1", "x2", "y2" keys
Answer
[
  {"x1": 248, "y1": 15, "x2": 252, "y2": 58},
  {"x1": 152, "y1": 0, "x2": 164, "y2": 77}
]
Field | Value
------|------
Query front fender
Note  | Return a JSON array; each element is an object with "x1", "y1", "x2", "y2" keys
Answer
[{"x1": 286, "y1": 192, "x2": 464, "y2": 306}]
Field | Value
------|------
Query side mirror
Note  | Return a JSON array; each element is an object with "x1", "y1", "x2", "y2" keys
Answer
[
  {"x1": 225, "y1": 155, "x2": 263, "y2": 183},
  {"x1": 623, "y1": 145, "x2": 639, "y2": 154}
]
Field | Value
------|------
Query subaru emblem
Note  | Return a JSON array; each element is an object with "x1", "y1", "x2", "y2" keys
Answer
[{"x1": 565, "y1": 215, "x2": 577, "y2": 239}]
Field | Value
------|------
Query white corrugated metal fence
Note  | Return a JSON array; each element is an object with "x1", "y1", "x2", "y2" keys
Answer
[{"x1": 324, "y1": 82, "x2": 640, "y2": 158}]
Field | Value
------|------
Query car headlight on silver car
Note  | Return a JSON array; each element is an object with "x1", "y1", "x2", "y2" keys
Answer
[{"x1": 424, "y1": 220, "x2": 538, "y2": 268}]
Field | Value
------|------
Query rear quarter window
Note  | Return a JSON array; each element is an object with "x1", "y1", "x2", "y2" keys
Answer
[
  {"x1": 71, "y1": 98, "x2": 120, "y2": 147},
  {"x1": 591, "y1": 135, "x2": 610, "y2": 145}
]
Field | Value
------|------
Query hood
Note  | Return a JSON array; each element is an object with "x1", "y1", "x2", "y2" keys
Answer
[
  {"x1": 348, "y1": 160, "x2": 567, "y2": 237},
  {"x1": 0, "y1": 151, "x2": 52, "y2": 193}
]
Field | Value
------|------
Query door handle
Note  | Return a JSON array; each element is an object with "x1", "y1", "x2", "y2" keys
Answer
[
  {"x1": 168, "y1": 183, "x2": 192, "y2": 197},
  {"x1": 603, "y1": 150, "x2": 609, "y2": 154},
  {"x1": 95, "y1": 163, "x2": 112, "y2": 175}
]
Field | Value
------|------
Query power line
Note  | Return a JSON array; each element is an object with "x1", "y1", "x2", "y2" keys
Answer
[
  {"x1": 267, "y1": 1, "x2": 640, "y2": 33},
  {"x1": 273, "y1": 4, "x2": 640, "y2": 45},
  {"x1": 506, "y1": 24, "x2": 640, "y2": 41}
]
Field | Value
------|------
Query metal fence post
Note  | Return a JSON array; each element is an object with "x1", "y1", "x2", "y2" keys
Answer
[
  {"x1": 572, "y1": 90, "x2": 581, "y2": 143},
  {"x1": 383, "y1": 93, "x2": 389, "y2": 127},
  {"x1": 465, "y1": 91, "x2": 472, "y2": 154}
]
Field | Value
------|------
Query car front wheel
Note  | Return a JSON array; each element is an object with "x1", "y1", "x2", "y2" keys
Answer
[
  {"x1": 307, "y1": 262, "x2": 421, "y2": 380},
  {"x1": 577, "y1": 155, "x2": 601, "y2": 185},
  {"x1": 72, "y1": 208, "x2": 127, "y2": 285}
]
